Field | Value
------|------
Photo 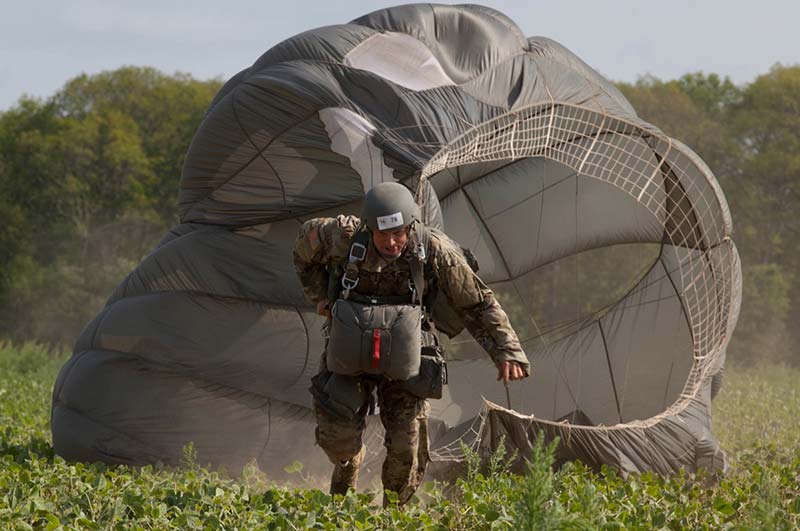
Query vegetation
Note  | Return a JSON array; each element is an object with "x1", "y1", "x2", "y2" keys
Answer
[{"x1": 1, "y1": 343, "x2": 798, "y2": 529}]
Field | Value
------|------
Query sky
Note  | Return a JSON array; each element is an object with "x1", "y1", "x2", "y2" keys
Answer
[{"x1": 1, "y1": 0, "x2": 798, "y2": 111}]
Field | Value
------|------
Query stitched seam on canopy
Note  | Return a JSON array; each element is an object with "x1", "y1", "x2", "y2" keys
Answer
[
  {"x1": 105, "y1": 288, "x2": 310, "y2": 313},
  {"x1": 184, "y1": 94, "x2": 323, "y2": 217},
  {"x1": 232, "y1": 87, "x2": 288, "y2": 207},
  {"x1": 67, "y1": 347, "x2": 286, "y2": 404}
]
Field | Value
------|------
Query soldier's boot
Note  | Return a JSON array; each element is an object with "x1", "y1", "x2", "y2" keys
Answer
[{"x1": 330, "y1": 445, "x2": 365, "y2": 495}]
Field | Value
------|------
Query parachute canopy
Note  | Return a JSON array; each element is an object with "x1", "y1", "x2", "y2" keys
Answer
[{"x1": 52, "y1": 3, "x2": 740, "y2": 477}]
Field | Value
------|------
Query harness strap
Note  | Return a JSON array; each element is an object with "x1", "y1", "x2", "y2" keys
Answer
[
  {"x1": 340, "y1": 226, "x2": 370, "y2": 300},
  {"x1": 339, "y1": 222, "x2": 432, "y2": 305},
  {"x1": 407, "y1": 223, "x2": 431, "y2": 305},
  {"x1": 347, "y1": 292, "x2": 414, "y2": 305}
]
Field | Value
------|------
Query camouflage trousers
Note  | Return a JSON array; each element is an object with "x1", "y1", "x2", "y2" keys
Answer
[{"x1": 313, "y1": 376, "x2": 430, "y2": 505}]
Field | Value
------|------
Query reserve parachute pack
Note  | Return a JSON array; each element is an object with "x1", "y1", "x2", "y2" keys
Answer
[
  {"x1": 327, "y1": 300, "x2": 422, "y2": 380},
  {"x1": 324, "y1": 223, "x2": 475, "y2": 394}
]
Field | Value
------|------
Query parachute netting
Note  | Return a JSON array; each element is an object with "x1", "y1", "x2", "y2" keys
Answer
[{"x1": 421, "y1": 102, "x2": 740, "y2": 468}]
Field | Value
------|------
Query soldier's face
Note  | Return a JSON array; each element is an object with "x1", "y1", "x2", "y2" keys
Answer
[{"x1": 371, "y1": 226, "x2": 410, "y2": 260}]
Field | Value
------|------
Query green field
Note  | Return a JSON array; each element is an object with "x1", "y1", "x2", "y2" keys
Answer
[{"x1": 1, "y1": 344, "x2": 798, "y2": 530}]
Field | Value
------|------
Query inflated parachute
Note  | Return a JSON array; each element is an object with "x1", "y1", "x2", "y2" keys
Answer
[{"x1": 52, "y1": 3, "x2": 741, "y2": 477}]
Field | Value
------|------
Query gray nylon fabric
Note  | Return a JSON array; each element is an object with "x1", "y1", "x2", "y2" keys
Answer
[
  {"x1": 327, "y1": 301, "x2": 422, "y2": 380},
  {"x1": 52, "y1": 3, "x2": 740, "y2": 479}
]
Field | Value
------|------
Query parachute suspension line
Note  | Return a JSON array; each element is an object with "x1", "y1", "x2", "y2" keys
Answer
[
  {"x1": 662, "y1": 360, "x2": 676, "y2": 412},
  {"x1": 598, "y1": 322, "x2": 623, "y2": 424},
  {"x1": 510, "y1": 155, "x2": 551, "y2": 354},
  {"x1": 289, "y1": 309, "x2": 311, "y2": 390},
  {"x1": 429, "y1": 404, "x2": 490, "y2": 461},
  {"x1": 574, "y1": 171, "x2": 583, "y2": 423},
  {"x1": 619, "y1": 257, "x2": 645, "y2": 419},
  {"x1": 459, "y1": 185, "x2": 531, "y2": 414},
  {"x1": 256, "y1": 399, "x2": 273, "y2": 462},
  {"x1": 510, "y1": 273, "x2": 549, "y2": 351}
]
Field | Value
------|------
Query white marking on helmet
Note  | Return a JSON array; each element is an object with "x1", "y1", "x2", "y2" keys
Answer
[{"x1": 377, "y1": 212, "x2": 404, "y2": 230}]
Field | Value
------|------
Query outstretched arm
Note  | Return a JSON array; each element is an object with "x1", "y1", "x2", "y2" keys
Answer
[
  {"x1": 432, "y1": 238, "x2": 530, "y2": 382},
  {"x1": 459, "y1": 291, "x2": 531, "y2": 383}
]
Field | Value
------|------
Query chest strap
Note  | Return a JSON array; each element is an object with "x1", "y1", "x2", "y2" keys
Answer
[
  {"x1": 347, "y1": 292, "x2": 415, "y2": 305},
  {"x1": 340, "y1": 223, "x2": 429, "y2": 305}
]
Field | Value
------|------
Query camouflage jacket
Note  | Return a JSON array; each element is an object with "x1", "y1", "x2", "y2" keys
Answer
[{"x1": 293, "y1": 215, "x2": 529, "y2": 371}]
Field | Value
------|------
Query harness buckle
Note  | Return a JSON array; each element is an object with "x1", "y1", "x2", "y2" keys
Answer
[
  {"x1": 341, "y1": 271, "x2": 359, "y2": 291},
  {"x1": 417, "y1": 242, "x2": 426, "y2": 261},
  {"x1": 349, "y1": 242, "x2": 367, "y2": 262}
]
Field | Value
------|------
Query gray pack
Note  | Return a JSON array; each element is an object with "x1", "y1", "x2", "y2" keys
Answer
[
  {"x1": 401, "y1": 346, "x2": 448, "y2": 399},
  {"x1": 327, "y1": 300, "x2": 422, "y2": 380},
  {"x1": 309, "y1": 370, "x2": 370, "y2": 420}
]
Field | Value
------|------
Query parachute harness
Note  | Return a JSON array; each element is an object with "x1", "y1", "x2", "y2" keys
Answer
[
  {"x1": 341, "y1": 236, "x2": 367, "y2": 300},
  {"x1": 339, "y1": 222, "x2": 427, "y2": 306}
]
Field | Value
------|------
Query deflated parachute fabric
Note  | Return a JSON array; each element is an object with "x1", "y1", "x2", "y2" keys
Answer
[{"x1": 52, "y1": 3, "x2": 740, "y2": 478}]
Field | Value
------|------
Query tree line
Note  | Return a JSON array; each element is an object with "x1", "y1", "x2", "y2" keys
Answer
[
  {"x1": 1, "y1": 65, "x2": 797, "y2": 364},
  {"x1": 0, "y1": 68, "x2": 221, "y2": 345}
]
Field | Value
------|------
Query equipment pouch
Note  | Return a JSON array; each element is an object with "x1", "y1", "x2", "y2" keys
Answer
[
  {"x1": 402, "y1": 345, "x2": 448, "y2": 399},
  {"x1": 327, "y1": 300, "x2": 422, "y2": 380},
  {"x1": 309, "y1": 370, "x2": 368, "y2": 420}
]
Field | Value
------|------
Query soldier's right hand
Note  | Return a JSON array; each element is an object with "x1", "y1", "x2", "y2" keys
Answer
[
  {"x1": 317, "y1": 300, "x2": 332, "y2": 318},
  {"x1": 497, "y1": 361, "x2": 528, "y2": 384}
]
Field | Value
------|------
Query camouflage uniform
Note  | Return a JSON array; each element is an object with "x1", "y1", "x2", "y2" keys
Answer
[{"x1": 293, "y1": 214, "x2": 528, "y2": 503}]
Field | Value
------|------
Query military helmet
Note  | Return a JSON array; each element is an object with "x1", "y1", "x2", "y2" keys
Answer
[{"x1": 361, "y1": 182, "x2": 421, "y2": 231}]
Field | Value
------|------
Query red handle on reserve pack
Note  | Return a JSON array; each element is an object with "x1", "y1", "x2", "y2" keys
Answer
[{"x1": 371, "y1": 329, "x2": 381, "y2": 369}]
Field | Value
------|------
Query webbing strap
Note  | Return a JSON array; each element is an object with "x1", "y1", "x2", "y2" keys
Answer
[
  {"x1": 348, "y1": 292, "x2": 413, "y2": 305},
  {"x1": 341, "y1": 227, "x2": 370, "y2": 299},
  {"x1": 409, "y1": 225, "x2": 430, "y2": 305},
  {"x1": 341, "y1": 223, "x2": 430, "y2": 304},
  {"x1": 409, "y1": 255, "x2": 425, "y2": 305}
]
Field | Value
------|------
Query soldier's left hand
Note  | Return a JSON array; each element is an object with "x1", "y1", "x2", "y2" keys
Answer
[
  {"x1": 497, "y1": 361, "x2": 528, "y2": 383},
  {"x1": 316, "y1": 300, "x2": 332, "y2": 318}
]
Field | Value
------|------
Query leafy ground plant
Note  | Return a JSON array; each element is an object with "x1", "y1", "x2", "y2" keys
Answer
[{"x1": 1, "y1": 343, "x2": 799, "y2": 530}]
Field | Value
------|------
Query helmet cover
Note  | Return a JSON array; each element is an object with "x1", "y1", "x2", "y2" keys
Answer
[{"x1": 361, "y1": 182, "x2": 420, "y2": 231}]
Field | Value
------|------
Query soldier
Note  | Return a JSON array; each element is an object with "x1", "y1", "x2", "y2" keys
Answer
[{"x1": 293, "y1": 182, "x2": 530, "y2": 505}]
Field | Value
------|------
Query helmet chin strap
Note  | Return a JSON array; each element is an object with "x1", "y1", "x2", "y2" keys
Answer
[{"x1": 374, "y1": 241, "x2": 407, "y2": 261}]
